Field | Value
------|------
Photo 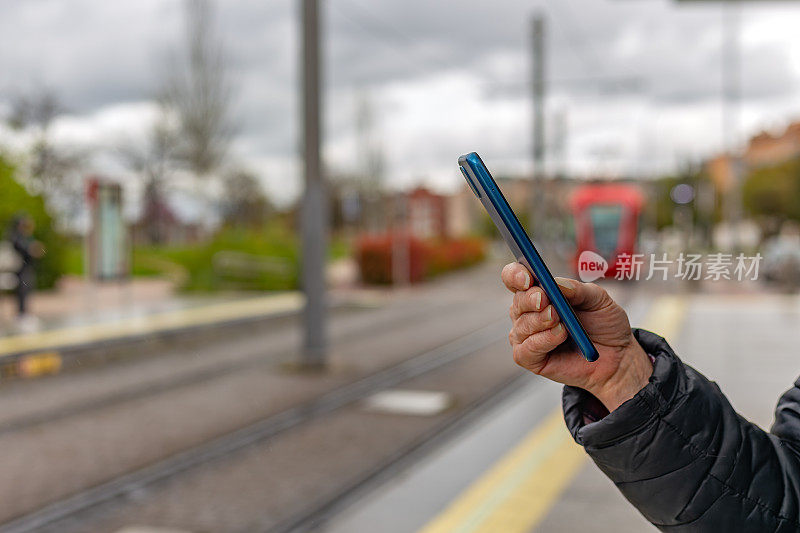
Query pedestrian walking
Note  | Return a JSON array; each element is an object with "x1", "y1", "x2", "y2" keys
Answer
[{"x1": 7, "y1": 214, "x2": 44, "y2": 331}]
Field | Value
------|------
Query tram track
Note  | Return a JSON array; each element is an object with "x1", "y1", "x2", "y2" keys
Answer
[
  {"x1": 0, "y1": 296, "x2": 460, "y2": 438},
  {"x1": 263, "y1": 372, "x2": 530, "y2": 533},
  {"x1": 0, "y1": 319, "x2": 509, "y2": 533},
  {"x1": 265, "y1": 282, "x2": 640, "y2": 533},
  {"x1": 0, "y1": 269, "x2": 640, "y2": 532}
]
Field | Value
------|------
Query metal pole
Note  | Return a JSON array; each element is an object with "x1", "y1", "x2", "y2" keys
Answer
[
  {"x1": 722, "y1": 0, "x2": 743, "y2": 237},
  {"x1": 530, "y1": 13, "x2": 546, "y2": 243},
  {"x1": 392, "y1": 194, "x2": 409, "y2": 286},
  {"x1": 300, "y1": 0, "x2": 327, "y2": 367}
]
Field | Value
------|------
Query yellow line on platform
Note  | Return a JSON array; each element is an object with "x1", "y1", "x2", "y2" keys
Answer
[
  {"x1": 417, "y1": 294, "x2": 688, "y2": 533},
  {"x1": 418, "y1": 409, "x2": 584, "y2": 533},
  {"x1": 640, "y1": 294, "x2": 687, "y2": 342},
  {"x1": 0, "y1": 292, "x2": 304, "y2": 357}
]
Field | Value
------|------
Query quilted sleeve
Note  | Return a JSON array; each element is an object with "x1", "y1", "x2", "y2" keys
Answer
[{"x1": 562, "y1": 329, "x2": 800, "y2": 532}]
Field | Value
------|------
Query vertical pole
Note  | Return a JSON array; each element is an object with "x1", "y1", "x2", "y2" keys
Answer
[
  {"x1": 552, "y1": 108, "x2": 567, "y2": 179},
  {"x1": 300, "y1": 0, "x2": 327, "y2": 367},
  {"x1": 722, "y1": 0, "x2": 742, "y2": 245},
  {"x1": 392, "y1": 194, "x2": 409, "y2": 286},
  {"x1": 530, "y1": 13, "x2": 546, "y2": 243}
]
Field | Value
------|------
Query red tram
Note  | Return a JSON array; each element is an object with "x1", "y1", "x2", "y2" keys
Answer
[{"x1": 569, "y1": 184, "x2": 644, "y2": 279}]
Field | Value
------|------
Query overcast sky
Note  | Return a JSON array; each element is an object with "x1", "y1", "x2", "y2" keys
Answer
[{"x1": 3, "y1": 0, "x2": 800, "y2": 206}]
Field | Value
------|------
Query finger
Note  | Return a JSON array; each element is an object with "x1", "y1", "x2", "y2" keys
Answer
[
  {"x1": 512, "y1": 323, "x2": 569, "y2": 372},
  {"x1": 501, "y1": 262, "x2": 533, "y2": 292},
  {"x1": 510, "y1": 305, "x2": 560, "y2": 344},
  {"x1": 555, "y1": 277, "x2": 611, "y2": 312},
  {"x1": 510, "y1": 286, "x2": 549, "y2": 319}
]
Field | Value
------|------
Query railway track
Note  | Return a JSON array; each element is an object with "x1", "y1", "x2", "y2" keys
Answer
[
  {"x1": 265, "y1": 284, "x2": 640, "y2": 533},
  {"x1": 264, "y1": 372, "x2": 530, "y2": 533},
  {"x1": 0, "y1": 319, "x2": 510, "y2": 533},
  {"x1": 0, "y1": 296, "x2": 459, "y2": 438}
]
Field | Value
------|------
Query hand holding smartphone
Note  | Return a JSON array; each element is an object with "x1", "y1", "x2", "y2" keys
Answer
[{"x1": 458, "y1": 152, "x2": 599, "y2": 362}]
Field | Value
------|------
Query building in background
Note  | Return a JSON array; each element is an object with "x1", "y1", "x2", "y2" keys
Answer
[
  {"x1": 406, "y1": 187, "x2": 447, "y2": 239},
  {"x1": 131, "y1": 197, "x2": 205, "y2": 245},
  {"x1": 746, "y1": 122, "x2": 800, "y2": 167},
  {"x1": 708, "y1": 120, "x2": 800, "y2": 193}
]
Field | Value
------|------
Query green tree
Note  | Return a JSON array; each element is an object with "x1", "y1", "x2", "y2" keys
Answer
[
  {"x1": 742, "y1": 158, "x2": 800, "y2": 223},
  {"x1": 0, "y1": 156, "x2": 64, "y2": 288},
  {"x1": 649, "y1": 167, "x2": 718, "y2": 232}
]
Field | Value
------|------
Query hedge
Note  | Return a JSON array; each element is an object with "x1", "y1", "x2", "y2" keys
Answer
[{"x1": 356, "y1": 233, "x2": 486, "y2": 285}]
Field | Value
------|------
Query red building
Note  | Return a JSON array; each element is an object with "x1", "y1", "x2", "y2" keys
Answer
[{"x1": 406, "y1": 187, "x2": 448, "y2": 239}]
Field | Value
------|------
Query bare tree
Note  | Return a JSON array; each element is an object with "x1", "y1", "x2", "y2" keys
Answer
[
  {"x1": 117, "y1": 109, "x2": 180, "y2": 244},
  {"x1": 355, "y1": 92, "x2": 385, "y2": 232},
  {"x1": 220, "y1": 169, "x2": 272, "y2": 228},
  {"x1": 8, "y1": 89, "x2": 61, "y2": 132},
  {"x1": 7, "y1": 88, "x2": 86, "y2": 221},
  {"x1": 162, "y1": 0, "x2": 234, "y2": 178},
  {"x1": 119, "y1": 0, "x2": 239, "y2": 243}
]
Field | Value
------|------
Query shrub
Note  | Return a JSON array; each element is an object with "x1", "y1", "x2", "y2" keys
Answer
[
  {"x1": 427, "y1": 237, "x2": 487, "y2": 277},
  {"x1": 356, "y1": 233, "x2": 486, "y2": 285},
  {"x1": 355, "y1": 233, "x2": 429, "y2": 285},
  {"x1": 65, "y1": 222, "x2": 353, "y2": 292},
  {"x1": 0, "y1": 156, "x2": 64, "y2": 289},
  {"x1": 151, "y1": 225, "x2": 300, "y2": 292}
]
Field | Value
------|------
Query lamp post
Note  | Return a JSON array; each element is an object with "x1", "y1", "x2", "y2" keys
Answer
[
  {"x1": 530, "y1": 13, "x2": 546, "y2": 245},
  {"x1": 300, "y1": 0, "x2": 327, "y2": 368}
]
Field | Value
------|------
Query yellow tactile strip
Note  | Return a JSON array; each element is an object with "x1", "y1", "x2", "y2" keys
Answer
[
  {"x1": 418, "y1": 295, "x2": 688, "y2": 533},
  {"x1": 0, "y1": 292, "x2": 303, "y2": 359}
]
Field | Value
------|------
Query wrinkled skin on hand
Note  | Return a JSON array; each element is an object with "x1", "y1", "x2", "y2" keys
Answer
[{"x1": 501, "y1": 262, "x2": 653, "y2": 411}]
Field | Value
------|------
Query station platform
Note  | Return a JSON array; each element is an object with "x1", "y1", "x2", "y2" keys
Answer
[
  {"x1": 322, "y1": 288, "x2": 800, "y2": 533},
  {"x1": 0, "y1": 286, "x2": 307, "y2": 379},
  {"x1": 0, "y1": 292, "x2": 304, "y2": 355}
]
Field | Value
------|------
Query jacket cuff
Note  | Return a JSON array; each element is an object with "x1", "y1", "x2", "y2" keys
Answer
[{"x1": 562, "y1": 328, "x2": 681, "y2": 447}]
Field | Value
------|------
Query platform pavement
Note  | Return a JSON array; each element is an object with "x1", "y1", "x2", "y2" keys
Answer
[
  {"x1": 323, "y1": 287, "x2": 800, "y2": 533},
  {"x1": 0, "y1": 276, "x2": 181, "y2": 334},
  {"x1": 0, "y1": 276, "x2": 320, "y2": 379},
  {"x1": 0, "y1": 264, "x2": 481, "y2": 378},
  {"x1": 0, "y1": 286, "x2": 310, "y2": 379},
  {"x1": 0, "y1": 258, "x2": 362, "y2": 336},
  {"x1": 534, "y1": 290, "x2": 800, "y2": 532},
  {"x1": 0, "y1": 291, "x2": 305, "y2": 356}
]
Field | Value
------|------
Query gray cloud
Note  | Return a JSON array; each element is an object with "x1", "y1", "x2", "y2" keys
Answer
[{"x1": 3, "y1": 0, "x2": 800, "y2": 204}]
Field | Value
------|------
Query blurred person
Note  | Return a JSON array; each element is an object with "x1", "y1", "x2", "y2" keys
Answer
[
  {"x1": 7, "y1": 214, "x2": 44, "y2": 331},
  {"x1": 502, "y1": 261, "x2": 800, "y2": 532}
]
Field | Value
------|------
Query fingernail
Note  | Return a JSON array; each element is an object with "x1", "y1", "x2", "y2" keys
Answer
[
  {"x1": 532, "y1": 292, "x2": 541, "y2": 310},
  {"x1": 516, "y1": 271, "x2": 530, "y2": 288},
  {"x1": 552, "y1": 323, "x2": 564, "y2": 335},
  {"x1": 544, "y1": 305, "x2": 552, "y2": 321},
  {"x1": 556, "y1": 278, "x2": 574, "y2": 293}
]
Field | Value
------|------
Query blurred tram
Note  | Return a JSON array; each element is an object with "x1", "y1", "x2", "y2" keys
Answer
[{"x1": 569, "y1": 184, "x2": 645, "y2": 279}]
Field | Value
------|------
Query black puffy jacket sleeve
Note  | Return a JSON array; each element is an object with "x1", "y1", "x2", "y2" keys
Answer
[{"x1": 562, "y1": 329, "x2": 800, "y2": 532}]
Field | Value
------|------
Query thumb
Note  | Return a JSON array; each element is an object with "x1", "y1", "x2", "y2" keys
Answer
[{"x1": 555, "y1": 277, "x2": 610, "y2": 311}]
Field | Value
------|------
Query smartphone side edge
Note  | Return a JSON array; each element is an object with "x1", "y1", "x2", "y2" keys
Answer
[{"x1": 459, "y1": 153, "x2": 599, "y2": 362}]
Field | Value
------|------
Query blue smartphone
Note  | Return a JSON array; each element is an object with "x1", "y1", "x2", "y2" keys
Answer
[{"x1": 458, "y1": 152, "x2": 599, "y2": 362}]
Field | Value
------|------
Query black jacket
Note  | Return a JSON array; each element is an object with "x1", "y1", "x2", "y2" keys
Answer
[
  {"x1": 563, "y1": 329, "x2": 800, "y2": 532},
  {"x1": 10, "y1": 231, "x2": 34, "y2": 275}
]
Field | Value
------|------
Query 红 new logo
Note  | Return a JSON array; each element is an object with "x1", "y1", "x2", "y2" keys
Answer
[{"x1": 578, "y1": 250, "x2": 608, "y2": 282}]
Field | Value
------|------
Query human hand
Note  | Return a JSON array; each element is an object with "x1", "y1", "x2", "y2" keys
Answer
[{"x1": 501, "y1": 262, "x2": 652, "y2": 411}]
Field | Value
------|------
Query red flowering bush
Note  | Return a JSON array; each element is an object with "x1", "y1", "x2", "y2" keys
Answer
[
  {"x1": 426, "y1": 237, "x2": 486, "y2": 277},
  {"x1": 355, "y1": 233, "x2": 486, "y2": 285}
]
